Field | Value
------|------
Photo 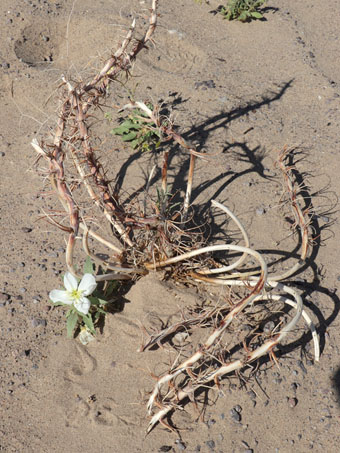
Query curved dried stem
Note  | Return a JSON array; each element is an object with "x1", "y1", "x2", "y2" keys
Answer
[
  {"x1": 146, "y1": 281, "x2": 319, "y2": 433},
  {"x1": 146, "y1": 243, "x2": 268, "y2": 413}
]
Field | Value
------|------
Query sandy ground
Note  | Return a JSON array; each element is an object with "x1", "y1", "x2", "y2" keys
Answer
[{"x1": 1, "y1": 1, "x2": 340, "y2": 452}]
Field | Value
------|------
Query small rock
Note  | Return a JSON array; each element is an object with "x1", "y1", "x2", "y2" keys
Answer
[
  {"x1": 207, "y1": 418, "x2": 216, "y2": 427},
  {"x1": 256, "y1": 207, "x2": 265, "y2": 216},
  {"x1": 21, "y1": 227, "x2": 33, "y2": 233},
  {"x1": 205, "y1": 440, "x2": 215, "y2": 450},
  {"x1": 288, "y1": 397, "x2": 298, "y2": 408},
  {"x1": 159, "y1": 446, "x2": 172, "y2": 453},
  {"x1": 230, "y1": 407, "x2": 242, "y2": 422},
  {"x1": 175, "y1": 439, "x2": 186, "y2": 451},
  {"x1": 263, "y1": 320, "x2": 275, "y2": 334},
  {"x1": 194, "y1": 80, "x2": 216, "y2": 90},
  {"x1": 31, "y1": 318, "x2": 47, "y2": 328},
  {"x1": 0, "y1": 293, "x2": 10, "y2": 303}
]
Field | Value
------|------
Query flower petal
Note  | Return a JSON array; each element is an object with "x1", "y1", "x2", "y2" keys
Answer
[
  {"x1": 74, "y1": 296, "x2": 91, "y2": 315},
  {"x1": 64, "y1": 272, "x2": 78, "y2": 292},
  {"x1": 78, "y1": 273, "x2": 97, "y2": 296},
  {"x1": 49, "y1": 289, "x2": 73, "y2": 305}
]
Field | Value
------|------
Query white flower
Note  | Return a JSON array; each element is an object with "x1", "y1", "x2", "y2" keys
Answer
[{"x1": 49, "y1": 272, "x2": 97, "y2": 315}]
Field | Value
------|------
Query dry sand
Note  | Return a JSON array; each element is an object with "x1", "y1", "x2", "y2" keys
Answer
[{"x1": 1, "y1": 1, "x2": 340, "y2": 452}]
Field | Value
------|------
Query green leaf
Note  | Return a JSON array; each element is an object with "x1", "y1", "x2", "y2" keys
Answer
[
  {"x1": 97, "y1": 298, "x2": 109, "y2": 306},
  {"x1": 82, "y1": 314, "x2": 95, "y2": 335},
  {"x1": 131, "y1": 139, "x2": 140, "y2": 149},
  {"x1": 111, "y1": 126, "x2": 129, "y2": 135},
  {"x1": 251, "y1": 11, "x2": 263, "y2": 18},
  {"x1": 238, "y1": 11, "x2": 248, "y2": 21},
  {"x1": 121, "y1": 131, "x2": 138, "y2": 141},
  {"x1": 104, "y1": 280, "x2": 119, "y2": 297},
  {"x1": 88, "y1": 296, "x2": 100, "y2": 306},
  {"x1": 66, "y1": 311, "x2": 78, "y2": 338},
  {"x1": 83, "y1": 256, "x2": 94, "y2": 275}
]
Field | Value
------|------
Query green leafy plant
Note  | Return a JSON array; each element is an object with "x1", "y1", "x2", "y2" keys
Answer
[
  {"x1": 110, "y1": 104, "x2": 162, "y2": 152},
  {"x1": 220, "y1": 0, "x2": 266, "y2": 22}
]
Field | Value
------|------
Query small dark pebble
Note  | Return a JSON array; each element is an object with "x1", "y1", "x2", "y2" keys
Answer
[
  {"x1": 207, "y1": 418, "x2": 216, "y2": 427},
  {"x1": 205, "y1": 440, "x2": 215, "y2": 450},
  {"x1": 230, "y1": 407, "x2": 242, "y2": 422},
  {"x1": 22, "y1": 227, "x2": 33, "y2": 233},
  {"x1": 291, "y1": 382, "x2": 298, "y2": 391},
  {"x1": 234, "y1": 405, "x2": 242, "y2": 413},
  {"x1": 31, "y1": 318, "x2": 47, "y2": 328},
  {"x1": 0, "y1": 151, "x2": 5, "y2": 157},
  {"x1": 194, "y1": 80, "x2": 216, "y2": 90},
  {"x1": 195, "y1": 446, "x2": 201, "y2": 452},
  {"x1": 159, "y1": 446, "x2": 172, "y2": 452}
]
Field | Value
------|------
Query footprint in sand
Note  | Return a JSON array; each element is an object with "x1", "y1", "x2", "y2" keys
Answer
[
  {"x1": 139, "y1": 32, "x2": 205, "y2": 75},
  {"x1": 64, "y1": 344, "x2": 97, "y2": 384},
  {"x1": 65, "y1": 395, "x2": 137, "y2": 428}
]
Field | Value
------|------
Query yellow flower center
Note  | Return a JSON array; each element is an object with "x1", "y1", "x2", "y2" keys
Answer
[{"x1": 70, "y1": 289, "x2": 82, "y2": 300}]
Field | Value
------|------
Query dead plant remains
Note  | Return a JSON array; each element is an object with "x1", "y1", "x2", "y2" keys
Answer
[{"x1": 32, "y1": 0, "x2": 320, "y2": 434}]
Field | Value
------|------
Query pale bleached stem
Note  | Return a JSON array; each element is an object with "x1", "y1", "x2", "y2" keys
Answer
[
  {"x1": 82, "y1": 227, "x2": 147, "y2": 276},
  {"x1": 197, "y1": 200, "x2": 250, "y2": 274},
  {"x1": 182, "y1": 153, "x2": 196, "y2": 222}
]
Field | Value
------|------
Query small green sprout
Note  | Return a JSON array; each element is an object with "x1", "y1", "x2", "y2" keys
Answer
[
  {"x1": 220, "y1": 0, "x2": 266, "y2": 22},
  {"x1": 111, "y1": 104, "x2": 162, "y2": 152}
]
